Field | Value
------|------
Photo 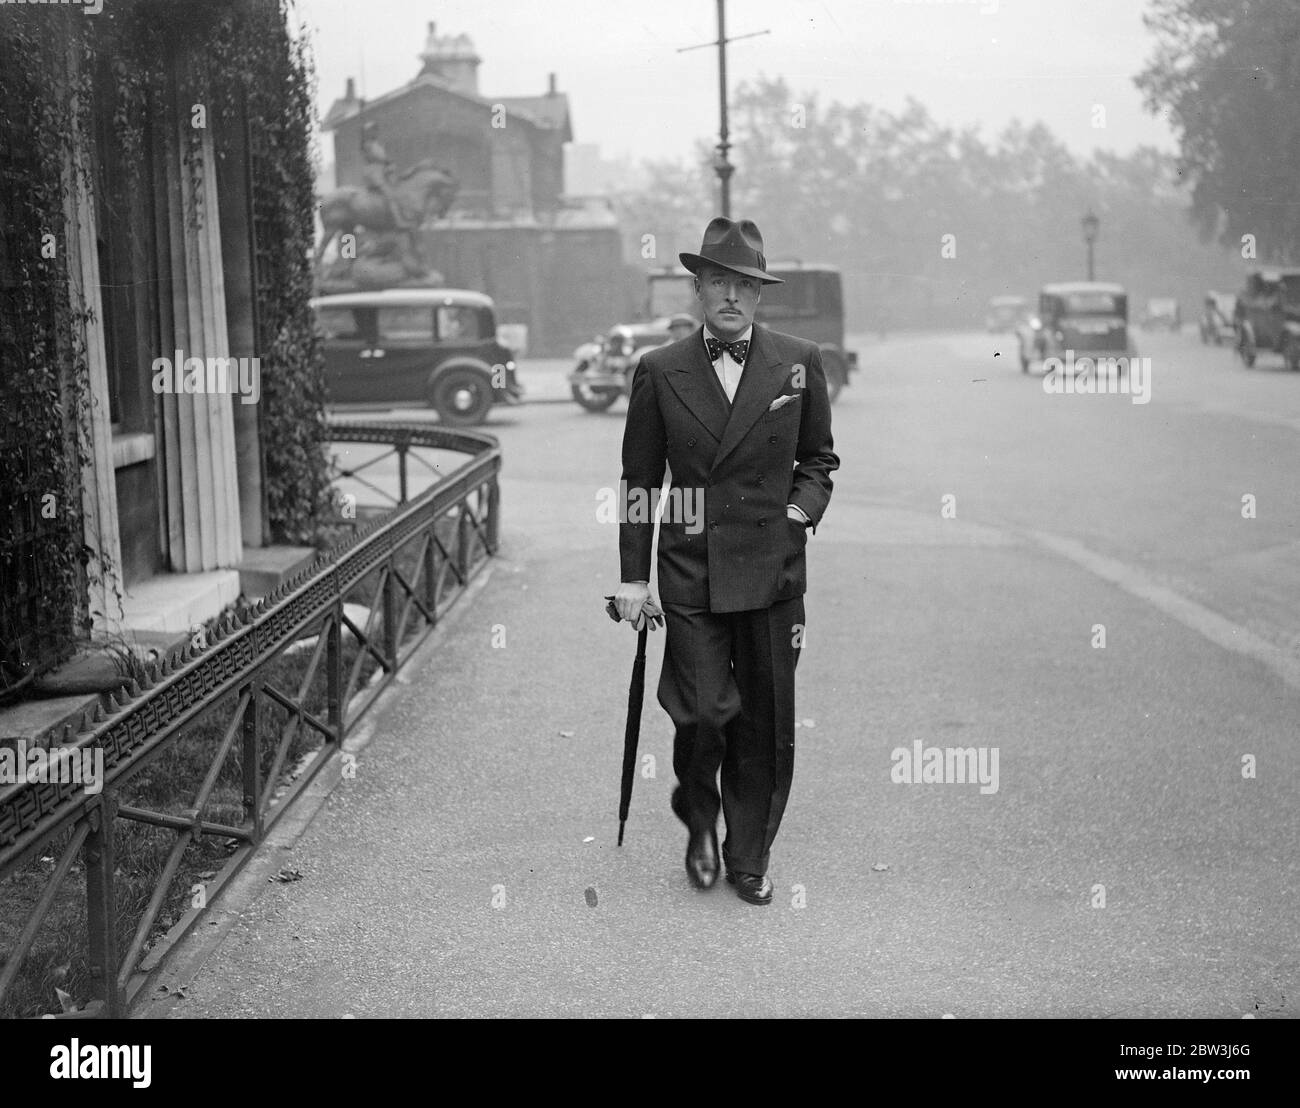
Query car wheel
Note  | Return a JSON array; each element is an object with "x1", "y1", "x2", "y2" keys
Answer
[
  {"x1": 431, "y1": 367, "x2": 494, "y2": 426},
  {"x1": 571, "y1": 383, "x2": 621, "y2": 412},
  {"x1": 570, "y1": 362, "x2": 622, "y2": 412}
]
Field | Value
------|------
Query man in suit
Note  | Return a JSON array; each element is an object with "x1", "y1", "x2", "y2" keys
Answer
[{"x1": 613, "y1": 217, "x2": 839, "y2": 905}]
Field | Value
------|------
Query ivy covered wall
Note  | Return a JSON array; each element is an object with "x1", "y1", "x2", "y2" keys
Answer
[
  {"x1": 0, "y1": 12, "x2": 96, "y2": 697},
  {"x1": 0, "y1": 0, "x2": 334, "y2": 697}
]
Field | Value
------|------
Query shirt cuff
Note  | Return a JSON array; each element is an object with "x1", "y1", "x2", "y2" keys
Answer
[{"x1": 786, "y1": 503, "x2": 810, "y2": 526}]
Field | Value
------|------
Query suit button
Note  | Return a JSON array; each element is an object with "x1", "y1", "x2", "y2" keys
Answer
[
  {"x1": 757, "y1": 519, "x2": 766, "y2": 527},
  {"x1": 709, "y1": 522, "x2": 717, "y2": 531},
  {"x1": 768, "y1": 435, "x2": 778, "y2": 444},
  {"x1": 687, "y1": 437, "x2": 697, "y2": 447},
  {"x1": 756, "y1": 475, "x2": 765, "y2": 485}
]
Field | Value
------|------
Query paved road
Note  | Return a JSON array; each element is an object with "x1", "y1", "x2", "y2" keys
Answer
[{"x1": 146, "y1": 328, "x2": 1300, "y2": 1018}]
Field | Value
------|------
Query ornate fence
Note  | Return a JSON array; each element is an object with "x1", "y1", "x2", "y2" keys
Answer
[{"x1": 0, "y1": 420, "x2": 500, "y2": 1017}]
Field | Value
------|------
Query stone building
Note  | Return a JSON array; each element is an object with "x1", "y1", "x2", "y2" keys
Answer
[{"x1": 322, "y1": 23, "x2": 634, "y2": 355}]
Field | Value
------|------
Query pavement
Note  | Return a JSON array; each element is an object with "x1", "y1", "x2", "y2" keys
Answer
[{"x1": 141, "y1": 328, "x2": 1300, "y2": 1018}]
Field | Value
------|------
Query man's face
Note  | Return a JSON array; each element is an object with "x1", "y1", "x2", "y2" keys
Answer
[{"x1": 694, "y1": 265, "x2": 761, "y2": 340}]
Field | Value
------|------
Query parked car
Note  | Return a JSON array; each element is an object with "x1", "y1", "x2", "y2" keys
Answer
[
  {"x1": 1139, "y1": 297, "x2": 1181, "y2": 331},
  {"x1": 645, "y1": 262, "x2": 858, "y2": 402},
  {"x1": 1016, "y1": 282, "x2": 1134, "y2": 375},
  {"x1": 1233, "y1": 269, "x2": 1300, "y2": 371},
  {"x1": 311, "y1": 288, "x2": 522, "y2": 425},
  {"x1": 568, "y1": 318, "x2": 676, "y2": 412},
  {"x1": 1199, "y1": 291, "x2": 1237, "y2": 345},
  {"x1": 985, "y1": 295, "x2": 1031, "y2": 332}
]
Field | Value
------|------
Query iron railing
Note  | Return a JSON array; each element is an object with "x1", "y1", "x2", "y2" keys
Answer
[{"x1": 0, "y1": 419, "x2": 500, "y2": 1017}]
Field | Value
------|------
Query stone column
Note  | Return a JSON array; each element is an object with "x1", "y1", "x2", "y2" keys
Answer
[
  {"x1": 65, "y1": 50, "x2": 124, "y2": 629},
  {"x1": 215, "y1": 87, "x2": 267, "y2": 549},
  {"x1": 154, "y1": 76, "x2": 243, "y2": 572}
]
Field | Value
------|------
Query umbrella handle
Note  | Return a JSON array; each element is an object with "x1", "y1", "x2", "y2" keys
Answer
[{"x1": 604, "y1": 595, "x2": 664, "y2": 628}]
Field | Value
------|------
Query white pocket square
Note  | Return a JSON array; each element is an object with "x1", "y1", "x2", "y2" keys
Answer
[{"x1": 768, "y1": 394, "x2": 799, "y2": 412}]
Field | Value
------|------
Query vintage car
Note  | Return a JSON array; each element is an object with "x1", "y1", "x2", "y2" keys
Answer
[
  {"x1": 1139, "y1": 297, "x2": 1181, "y2": 331},
  {"x1": 311, "y1": 288, "x2": 522, "y2": 426},
  {"x1": 572, "y1": 264, "x2": 859, "y2": 413},
  {"x1": 1234, "y1": 269, "x2": 1300, "y2": 371},
  {"x1": 568, "y1": 318, "x2": 676, "y2": 412},
  {"x1": 1199, "y1": 291, "x2": 1237, "y2": 345},
  {"x1": 1016, "y1": 282, "x2": 1134, "y2": 375},
  {"x1": 985, "y1": 295, "x2": 1031, "y2": 332},
  {"x1": 646, "y1": 263, "x2": 857, "y2": 402}
]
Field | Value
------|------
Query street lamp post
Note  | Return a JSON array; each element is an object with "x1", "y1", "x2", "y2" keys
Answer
[
  {"x1": 677, "y1": 1, "x2": 768, "y2": 218},
  {"x1": 715, "y1": 0, "x2": 732, "y2": 217},
  {"x1": 1082, "y1": 210, "x2": 1100, "y2": 281}
]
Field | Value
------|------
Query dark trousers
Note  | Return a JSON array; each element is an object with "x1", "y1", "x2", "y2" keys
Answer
[{"x1": 657, "y1": 596, "x2": 803, "y2": 876}]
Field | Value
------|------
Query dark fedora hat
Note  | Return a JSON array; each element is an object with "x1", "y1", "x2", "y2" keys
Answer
[{"x1": 679, "y1": 217, "x2": 784, "y2": 284}]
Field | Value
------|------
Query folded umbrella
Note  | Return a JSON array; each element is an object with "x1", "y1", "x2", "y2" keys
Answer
[{"x1": 604, "y1": 595, "x2": 662, "y2": 845}]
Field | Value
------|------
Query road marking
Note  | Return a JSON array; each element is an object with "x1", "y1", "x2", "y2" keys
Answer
[{"x1": 1027, "y1": 529, "x2": 1300, "y2": 693}]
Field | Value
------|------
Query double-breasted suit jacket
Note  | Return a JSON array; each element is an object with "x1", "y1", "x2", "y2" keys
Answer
[{"x1": 619, "y1": 324, "x2": 839, "y2": 613}]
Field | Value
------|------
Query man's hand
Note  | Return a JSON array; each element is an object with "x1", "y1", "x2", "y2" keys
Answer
[{"x1": 613, "y1": 581, "x2": 663, "y2": 631}]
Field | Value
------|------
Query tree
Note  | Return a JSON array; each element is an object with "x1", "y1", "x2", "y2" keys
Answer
[
  {"x1": 610, "y1": 74, "x2": 1237, "y2": 329},
  {"x1": 1136, "y1": 0, "x2": 1300, "y2": 262},
  {"x1": 610, "y1": 155, "x2": 714, "y2": 270}
]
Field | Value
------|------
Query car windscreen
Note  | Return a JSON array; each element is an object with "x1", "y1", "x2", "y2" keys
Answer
[
  {"x1": 756, "y1": 274, "x2": 818, "y2": 320},
  {"x1": 649, "y1": 275, "x2": 696, "y2": 318},
  {"x1": 1061, "y1": 293, "x2": 1124, "y2": 315}
]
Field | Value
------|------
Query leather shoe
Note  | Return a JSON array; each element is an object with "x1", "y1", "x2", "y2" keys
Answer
[
  {"x1": 726, "y1": 870, "x2": 773, "y2": 906},
  {"x1": 685, "y1": 825, "x2": 719, "y2": 889},
  {"x1": 673, "y1": 786, "x2": 719, "y2": 889}
]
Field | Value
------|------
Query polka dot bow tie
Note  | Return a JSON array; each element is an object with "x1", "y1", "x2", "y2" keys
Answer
[{"x1": 705, "y1": 336, "x2": 749, "y2": 364}]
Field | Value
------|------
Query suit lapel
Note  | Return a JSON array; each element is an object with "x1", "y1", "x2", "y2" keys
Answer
[
  {"x1": 661, "y1": 328, "x2": 730, "y2": 444},
  {"x1": 712, "y1": 325, "x2": 789, "y2": 471}
]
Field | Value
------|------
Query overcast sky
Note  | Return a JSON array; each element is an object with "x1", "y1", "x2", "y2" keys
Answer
[{"x1": 299, "y1": 0, "x2": 1177, "y2": 166}]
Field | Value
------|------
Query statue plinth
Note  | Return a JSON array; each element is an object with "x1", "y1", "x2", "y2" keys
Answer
[{"x1": 316, "y1": 229, "x2": 443, "y2": 292}]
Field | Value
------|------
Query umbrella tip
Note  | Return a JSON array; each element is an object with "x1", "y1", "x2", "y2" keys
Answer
[{"x1": 618, "y1": 821, "x2": 625, "y2": 847}]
